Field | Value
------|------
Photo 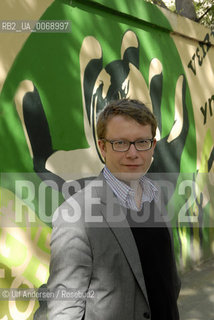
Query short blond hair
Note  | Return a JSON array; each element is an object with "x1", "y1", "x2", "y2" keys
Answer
[{"x1": 96, "y1": 99, "x2": 157, "y2": 139}]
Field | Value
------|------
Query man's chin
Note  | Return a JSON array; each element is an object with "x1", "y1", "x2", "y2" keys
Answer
[{"x1": 114, "y1": 171, "x2": 146, "y2": 182}]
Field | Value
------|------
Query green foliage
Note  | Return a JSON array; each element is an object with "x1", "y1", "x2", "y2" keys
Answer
[
  {"x1": 145, "y1": 0, "x2": 214, "y2": 27},
  {"x1": 194, "y1": 0, "x2": 214, "y2": 27}
]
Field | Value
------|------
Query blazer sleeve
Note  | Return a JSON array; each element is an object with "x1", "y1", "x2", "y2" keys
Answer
[{"x1": 47, "y1": 203, "x2": 93, "y2": 319}]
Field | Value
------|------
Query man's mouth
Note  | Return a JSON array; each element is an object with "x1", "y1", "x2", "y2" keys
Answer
[{"x1": 123, "y1": 164, "x2": 142, "y2": 168}]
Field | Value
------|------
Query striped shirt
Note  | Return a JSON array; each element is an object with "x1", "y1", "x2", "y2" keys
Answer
[{"x1": 103, "y1": 166, "x2": 158, "y2": 211}]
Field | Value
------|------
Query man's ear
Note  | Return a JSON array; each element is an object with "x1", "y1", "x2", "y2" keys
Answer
[
  {"x1": 98, "y1": 139, "x2": 106, "y2": 159},
  {"x1": 153, "y1": 138, "x2": 157, "y2": 149},
  {"x1": 152, "y1": 138, "x2": 157, "y2": 153}
]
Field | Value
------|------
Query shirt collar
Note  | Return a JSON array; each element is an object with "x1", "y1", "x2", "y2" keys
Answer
[{"x1": 103, "y1": 166, "x2": 159, "y2": 205}]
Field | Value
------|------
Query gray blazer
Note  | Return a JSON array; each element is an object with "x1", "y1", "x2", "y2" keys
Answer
[{"x1": 47, "y1": 173, "x2": 180, "y2": 319}]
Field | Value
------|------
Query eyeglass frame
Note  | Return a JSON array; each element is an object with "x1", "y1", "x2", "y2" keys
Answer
[{"x1": 101, "y1": 138, "x2": 154, "y2": 152}]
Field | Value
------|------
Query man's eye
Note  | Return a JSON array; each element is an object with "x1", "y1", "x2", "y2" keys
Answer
[
  {"x1": 117, "y1": 141, "x2": 126, "y2": 145},
  {"x1": 137, "y1": 140, "x2": 149, "y2": 146},
  {"x1": 114, "y1": 140, "x2": 128, "y2": 146}
]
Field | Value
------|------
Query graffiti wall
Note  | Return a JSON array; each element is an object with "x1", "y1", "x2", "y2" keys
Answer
[{"x1": 0, "y1": 0, "x2": 213, "y2": 318}]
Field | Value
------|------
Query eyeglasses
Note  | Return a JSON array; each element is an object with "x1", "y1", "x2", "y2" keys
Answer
[{"x1": 102, "y1": 139, "x2": 154, "y2": 152}]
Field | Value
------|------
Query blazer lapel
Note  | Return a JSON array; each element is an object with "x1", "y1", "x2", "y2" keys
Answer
[{"x1": 94, "y1": 173, "x2": 149, "y2": 304}]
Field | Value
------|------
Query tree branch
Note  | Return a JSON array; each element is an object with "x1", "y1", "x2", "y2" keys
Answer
[
  {"x1": 176, "y1": 0, "x2": 197, "y2": 21},
  {"x1": 196, "y1": 5, "x2": 214, "y2": 22}
]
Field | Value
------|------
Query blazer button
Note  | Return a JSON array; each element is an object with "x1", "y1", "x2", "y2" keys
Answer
[{"x1": 143, "y1": 312, "x2": 150, "y2": 319}]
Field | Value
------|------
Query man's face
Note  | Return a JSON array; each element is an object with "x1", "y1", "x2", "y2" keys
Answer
[{"x1": 98, "y1": 115, "x2": 156, "y2": 182}]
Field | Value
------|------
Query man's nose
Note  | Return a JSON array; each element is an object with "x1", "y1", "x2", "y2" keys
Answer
[{"x1": 126, "y1": 143, "x2": 139, "y2": 158}]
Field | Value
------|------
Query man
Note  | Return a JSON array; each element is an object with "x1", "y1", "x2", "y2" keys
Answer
[{"x1": 46, "y1": 99, "x2": 180, "y2": 319}]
